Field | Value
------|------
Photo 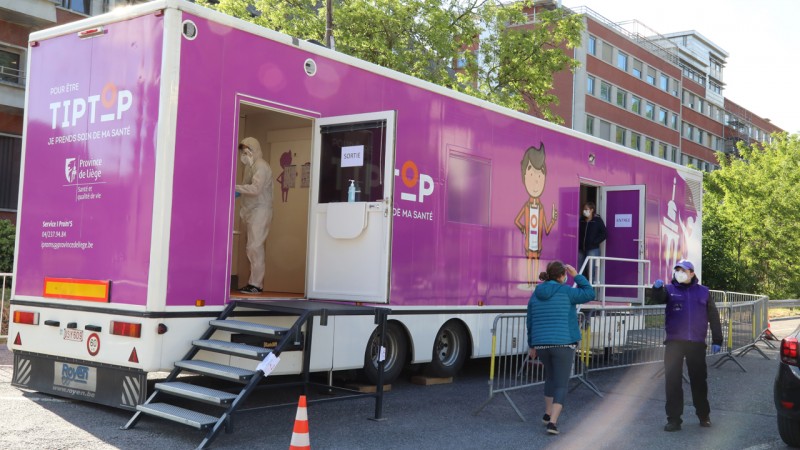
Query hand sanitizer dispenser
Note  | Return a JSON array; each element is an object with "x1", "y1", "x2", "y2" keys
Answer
[{"x1": 348, "y1": 180, "x2": 356, "y2": 202}]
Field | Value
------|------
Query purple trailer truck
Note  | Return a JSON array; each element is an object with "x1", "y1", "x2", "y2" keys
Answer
[{"x1": 8, "y1": 0, "x2": 702, "y2": 411}]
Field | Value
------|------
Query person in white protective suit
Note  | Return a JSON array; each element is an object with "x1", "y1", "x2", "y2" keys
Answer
[{"x1": 236, "y1": 137, "x2": 274, "y2": 294}]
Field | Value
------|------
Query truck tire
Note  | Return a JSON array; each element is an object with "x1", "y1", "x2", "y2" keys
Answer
[
  {"x1": 363, "y1": 322, "x2": 407, "y2": 384},
  {"x1": 778, "y1": 415, "x2": 800, "y2": 447},
  {"x1": 426, "y1": 321, "x2": 468, "y2": 377}
]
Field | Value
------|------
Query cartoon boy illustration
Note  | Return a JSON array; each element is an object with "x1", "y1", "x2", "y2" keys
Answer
[{"x1": 514, "y1": 142, "x2": 558, "y2": 286}]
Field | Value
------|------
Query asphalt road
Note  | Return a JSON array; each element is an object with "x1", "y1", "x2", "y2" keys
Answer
[{"x1": 1, "y1": 318, "x2": 798, "y2": 449}]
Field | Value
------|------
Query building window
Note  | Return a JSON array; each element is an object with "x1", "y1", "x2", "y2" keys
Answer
[
  {"x1": 645, "y1": 102, "x2": 655, "y2": 120},
  {"x1": 659, "y1": 74, "x2": 669, "y2": 91},
  {"x1": 644, "y1": 138, "x2": 655, "y2": 155},
  {"x1": 447, "y1": 152, "x2": 491, "y2": 226},
  {"x1": 59, "y1": 0, "x2": 92, "y2": 14},
  {"x1": 0, "y1": 135, "x2": 22, "y2": 210},
  {"x1": 0, "y1": 50, "x2": 21, "y2": 84},
  {"x1": 586, "y1": 115, "x2": 595, "y2": 135},
  {"x1": 659, "y1": 108, "x2": 668, "y2": 126},
  {"x1": 599, "y1": 120, "x2": 611, "y2": 141},
  {"x1": 672, "y1": 146, "x2": 680, "y2": 163},
  {"x1": 588, "y1": 36, "x2": 596, "y2": 56},
  {"x1": 615, "y1": 127, "x2": 627, "y2": 146},
  {"x1": 657, "y1": 143, "x2": 666, "y2": 159},
  {"x1": 696, "y1": 129, "x2": 704, "y2": 145},
  {"x1": 587, "y1": 76, "x2": 595, "y2": 95},
  {"x1": 600, "y1": 81, "x2": 611, "y2": 102},
  {"x1": 631, "y1": 96, "x2": 641, "y2": 114},
  {"x1": 709, "y1": 80, "x2": 722, "y2": 94},
  {"x1": 671, "y1": 113, "x2": 678, "y2": 130},
  {"x1": 617, "y1": 52, "x2": 628, "y2": 72},
  {"x1": 630, "y1": 133, "x2": 641, "y2": 150},
  {"x1": 646, "y1": 67, "x2": 656, "y2": 85},
  {"x1": 601, "y1": 42, "x2": 613, "y2": 64},
  {"x1": 616, "y1": 89, "x2": 627, "y2": 108},
  {"x1": 632, "y1": 59, "x2": 643, "y2": 79}
]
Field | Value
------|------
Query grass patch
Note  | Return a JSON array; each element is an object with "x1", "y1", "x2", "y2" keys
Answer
[{"x1": 771, "y1": 308, "x2": 800, "y2": 319}]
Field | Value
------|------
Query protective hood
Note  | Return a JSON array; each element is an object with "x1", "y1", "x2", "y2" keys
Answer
[
  {"x1": 240, "y1": 136, "x2": 264, "y2": 162},
  {"x1": 534, "y1": 280, "x2": 564, "y2": 300}
]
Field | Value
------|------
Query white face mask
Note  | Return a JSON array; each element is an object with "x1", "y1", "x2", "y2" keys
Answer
[
  {"x1": 240, "y1": 153, "x2": 253, "y2": 166},
  {"x1": 674, "y1": 271, "x2": 689, "y2": 283},
  {"x1": 583, "y1": 209, "x2": 591, "y2": 218}
]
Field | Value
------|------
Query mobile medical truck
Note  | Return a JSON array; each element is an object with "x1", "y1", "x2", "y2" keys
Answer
[{"x1": 8, "y1": 0, "x2": 701, "y2": 416}]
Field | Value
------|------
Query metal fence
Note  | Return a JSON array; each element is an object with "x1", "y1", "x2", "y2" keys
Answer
[
  {"x1": 475, "y1": 293, "x2": 772, "y2": 420},
  {"x1": 1, "y1": 272, "x2": 11, "y2": 339}
]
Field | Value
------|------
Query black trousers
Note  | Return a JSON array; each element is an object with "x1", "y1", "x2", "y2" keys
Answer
[{"x1": 664, "y1": 340, "x2": 710, "y2": 423}]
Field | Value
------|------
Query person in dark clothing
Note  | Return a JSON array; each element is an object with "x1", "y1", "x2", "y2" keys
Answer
[
  {"x1": 652, "y1": 259, "x2": 723, "y2": 432},
  {"x1": 577, "y1": 202, "x2": 606, "y2": 281}
]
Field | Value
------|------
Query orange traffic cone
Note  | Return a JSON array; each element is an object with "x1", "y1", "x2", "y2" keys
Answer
[{"x1": 289, "y1": 395, "x2": 310, "y2": 450}]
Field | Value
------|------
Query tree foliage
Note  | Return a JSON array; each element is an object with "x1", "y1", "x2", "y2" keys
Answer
[
  {"x1": 0, "y1": 219, "x2": 14, "y2": 274},
  {"x1": 702, "y1": 133, "x2": 800, "y2": 298},
  {"x1": 196, "y1": 0, "x2": 583, "y2": 123}
]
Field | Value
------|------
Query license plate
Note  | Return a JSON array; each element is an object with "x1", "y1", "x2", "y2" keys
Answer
[{"x1": 64, "y1": 329, "x2": 84, "y2": 342}]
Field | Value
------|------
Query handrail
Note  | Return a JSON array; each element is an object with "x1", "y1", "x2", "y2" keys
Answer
[{"x1": 577, "y1": 255, "x2": 651, "y2": 306}]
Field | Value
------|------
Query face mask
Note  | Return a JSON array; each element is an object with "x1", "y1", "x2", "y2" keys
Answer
[
  {"x1": 674, "y1": 271, "x2": 689, "y2": 283},
  {"x1": 240, "y1": 153, "x2": 253, "y2": 166},
  {"x1": 583, "y1": 209, "x2": 591, "y2": 218}
]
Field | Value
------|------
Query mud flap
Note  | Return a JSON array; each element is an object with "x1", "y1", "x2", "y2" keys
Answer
[{"x1": 11, "y1": 351, "x2": 147, "y2": 410}]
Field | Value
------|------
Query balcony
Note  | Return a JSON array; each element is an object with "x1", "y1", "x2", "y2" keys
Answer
[
  {"x1": 0, "y1": 65, "x2": 24, "y2": 112},
  {"x1": 0, "y1": 0, "x2": 57, "y2": 28}
]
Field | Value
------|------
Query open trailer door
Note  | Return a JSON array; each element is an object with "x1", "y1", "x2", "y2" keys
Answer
[{"x1": 307, "y1": 111, "x2": 395, "y2": 303}]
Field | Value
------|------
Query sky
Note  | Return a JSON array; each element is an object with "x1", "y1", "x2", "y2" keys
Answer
[{"x1": 560, "y1": 0, "x2": 800, "y2": 133}]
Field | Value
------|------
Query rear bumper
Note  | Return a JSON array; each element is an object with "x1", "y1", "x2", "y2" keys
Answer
[{"x1": 11, "y1": 350, "x2": 146, "y2": 410}]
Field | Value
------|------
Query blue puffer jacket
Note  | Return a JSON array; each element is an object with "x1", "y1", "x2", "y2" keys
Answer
[{"x1": 527, "y1": 274, "x2": 596, "y2": 347}]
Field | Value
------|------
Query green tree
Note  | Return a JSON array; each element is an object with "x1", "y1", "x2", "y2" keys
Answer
[
  {"x1": 0, "y1": 219, "x2": 14, "y2": 274},
  {"x1": 703, "y1": 133, "x2": 800, "y2": 298},
  {"x1": 196, "y1": 0, "x2": 583, "y2": 123}
]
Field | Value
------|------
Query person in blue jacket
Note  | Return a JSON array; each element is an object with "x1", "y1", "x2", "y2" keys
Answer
[
  {"x1": 527, "y1": 260, "x2": 595, "y2": 435},
  {"x1": 652, "y1": 259, "x2": 723, "y2": 432}
]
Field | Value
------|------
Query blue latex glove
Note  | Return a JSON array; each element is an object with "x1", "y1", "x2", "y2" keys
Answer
[
  {"x1": 653, "y1": 279, "x2": 664, "y2": 289},
  {"x1": 235, "y1": 191, "x2": 241, "y2": 198},
  {"x1": 711, "y1": 344, "x2": 721, "y2": 354}
]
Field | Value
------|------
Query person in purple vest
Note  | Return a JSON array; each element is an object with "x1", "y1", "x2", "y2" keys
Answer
[{"x1": 652, "y1": 259, "x2": 723, "y2": 432}]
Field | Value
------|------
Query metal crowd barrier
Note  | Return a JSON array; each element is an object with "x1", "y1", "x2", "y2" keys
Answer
[
  {"x1": 473, "y1": 312, "x2": 600, "y2": 421},
  {"x1": 1, "y1": 272, "x2": 11, "y2": 339},
  {"x1": 476, "y1": 294, "x2": 773, "y2": 419}
]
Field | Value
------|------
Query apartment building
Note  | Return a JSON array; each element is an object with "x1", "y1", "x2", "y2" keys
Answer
[
  {"x1": 0, "y1": 0, "x2": 144, "y2": 223},
  {"x1": 540, "y1": 4, "x2": 783, "y2": 172}
]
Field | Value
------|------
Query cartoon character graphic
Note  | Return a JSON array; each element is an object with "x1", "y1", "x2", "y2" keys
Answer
[
  {"x1": 275, "y1": 150, "x2": 293, "y2": 202},
  {"x1": 514, "y1": 142, "x2": 558, "y2": 286}
]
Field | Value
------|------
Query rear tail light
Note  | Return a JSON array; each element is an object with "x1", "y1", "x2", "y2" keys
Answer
[
  {"x1": 13, "y1": 311, "x2": 39, "y2": 325},
  {"x1": 781, "y1": 337, "x2": 799, "y2": 366},
  {"x1": 110, "y1": 321, "x2": 141, "y2": 338},
  {"x1": 782, "y1": 401, "x2": 795, "y2": 410}
]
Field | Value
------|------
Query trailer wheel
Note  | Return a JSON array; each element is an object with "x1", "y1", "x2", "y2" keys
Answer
[
  {"x1": 363, "y1": 322, "x2": 407, "y2": 384},
  {"x1": 426, "y1": 321, "x2": 468, "y2": 377}
]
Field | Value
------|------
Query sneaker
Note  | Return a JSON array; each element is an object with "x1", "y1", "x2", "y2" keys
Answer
[
  {"x1": 239, "y1": 285, "x2": 263, "y2": 294},
  {"x1": 664, "y1": 422, "x2": 681, "y2": 432},
  {"x1": 699, "y1": 417, "x2": 711, "y2": 427},
  {"x1": 546, "y1": 422, "x2": 559, "y2": 435},
  {"x1": 542, "y1": 414, "x2": 551, "y2": 425}
]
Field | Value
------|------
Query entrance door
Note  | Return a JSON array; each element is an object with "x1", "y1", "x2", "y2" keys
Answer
[
  {"x1": 307, "y1": 111, "x2": 395, "y2": 303},
  {"x1": 601, "y1": 185, "x2": 645, "y2": 301}
]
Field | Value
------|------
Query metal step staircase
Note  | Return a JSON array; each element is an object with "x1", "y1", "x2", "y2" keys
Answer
[{"x1": 122, "y1": 300, "x2": 390, "y2": 450}]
